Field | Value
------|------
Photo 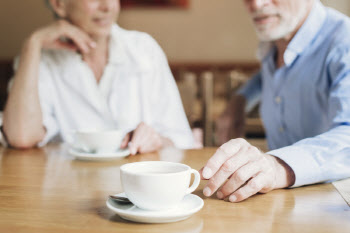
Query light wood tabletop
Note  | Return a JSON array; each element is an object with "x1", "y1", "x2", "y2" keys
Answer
[{"x1": 0, "y1": 142, "x2": 349, "y2": 233}]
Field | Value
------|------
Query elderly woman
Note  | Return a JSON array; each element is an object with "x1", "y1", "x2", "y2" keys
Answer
[{"x1": 2, "y1": 0, "x2": 194, "y2": 153}]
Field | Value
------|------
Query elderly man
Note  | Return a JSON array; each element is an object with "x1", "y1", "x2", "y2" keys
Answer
[{"x1": 201, "y1": 0, "x2": 350, "y2": 202}]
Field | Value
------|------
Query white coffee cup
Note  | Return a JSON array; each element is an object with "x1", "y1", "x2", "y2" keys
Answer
[
  {"x1": 73, "y1": 130, "x2": 125, "y2": 153},
  {"x1": 120, "y1": 161, "x2": 200, "y2": 211}
]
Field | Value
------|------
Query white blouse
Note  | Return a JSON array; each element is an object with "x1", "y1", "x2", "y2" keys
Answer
[{"x1": 12, "y1": 24, "x2": 194, "y2": 149}]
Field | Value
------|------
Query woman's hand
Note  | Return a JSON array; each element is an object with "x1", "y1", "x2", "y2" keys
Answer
[
  {"x1": 120, "y1": 122, "x2": 174, "y2": 155},
  {"x1": 29, "y1": 20, "x2": 96, "y2": 54}
]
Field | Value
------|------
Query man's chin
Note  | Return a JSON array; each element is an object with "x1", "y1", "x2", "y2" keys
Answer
[{"x1": 255, "y1": 28, "x2": 291, "y2": 42}]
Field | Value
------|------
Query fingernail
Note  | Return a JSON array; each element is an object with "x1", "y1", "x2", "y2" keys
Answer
[
  {"x1": 217, "y1": 191, "x2": 224, "y2": 199},
  {"x1": 229, "y1": 195, "x2": 237, "y2": 202},
  {"x1": 202, "y1": 167, "x2": 212, "y2": 179},
  {"x1": 203, "y1": 187, "x2": 211, "y2": 197}
]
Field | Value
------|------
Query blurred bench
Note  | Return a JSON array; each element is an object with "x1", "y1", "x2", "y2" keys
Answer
[{"x1": 171, "y1": 62, "x2": 263, "y2": 146}]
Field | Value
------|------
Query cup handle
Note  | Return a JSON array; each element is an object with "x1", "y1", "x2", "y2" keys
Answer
[{"x1": 185, "y1": 169, "x2": 200, "y2": 195}]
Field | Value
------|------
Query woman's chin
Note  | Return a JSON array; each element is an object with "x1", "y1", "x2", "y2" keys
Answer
[{"x1": 88, "y1": 27, "x2": 112, "y2": 39}]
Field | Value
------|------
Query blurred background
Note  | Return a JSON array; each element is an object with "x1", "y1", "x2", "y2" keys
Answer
[{"x1": 0, "y1": 0, "x2": 349, "y2": 148}]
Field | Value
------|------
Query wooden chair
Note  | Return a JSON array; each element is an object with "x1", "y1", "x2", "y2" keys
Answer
[{"x1": 201, "y1": 71, "x2": 214, "y2": 146}]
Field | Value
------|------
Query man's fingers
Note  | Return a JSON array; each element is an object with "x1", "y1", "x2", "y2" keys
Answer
[
  {"x1": 203, "y1": 148, "x2": 248, "y2": 197},
  {"x1": 228, "y1": 172, "x2": 267, "y2": 202},
  {"x1": 218, "y1": 160, "x2": 261, "y2": 199},
  {"x1": 202, "y1": 138, "x2": 247, "y2": 179}
]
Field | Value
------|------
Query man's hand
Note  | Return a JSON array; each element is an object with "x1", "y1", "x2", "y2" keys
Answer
[
  {"x1": 200, "y1": 138, "x2": 295, "y2": 202},
  {"x1": 215, "y1": 95, "x2": 246, "y2": 145},
  {"x1": 120, "y1": 122, "x2": 173, "y2": 155}
]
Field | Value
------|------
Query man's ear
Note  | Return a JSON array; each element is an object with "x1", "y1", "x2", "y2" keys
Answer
[{"x1": 49, "y1": 0, "x2": 67, "y2": 18}]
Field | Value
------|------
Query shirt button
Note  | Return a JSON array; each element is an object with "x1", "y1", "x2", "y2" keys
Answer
[
  {"x1": 275, "y1": 96, "x2": 282, "y2": 104},
  {"x1": 279, "y1": 127, "x2": 285, "y2": 133}
]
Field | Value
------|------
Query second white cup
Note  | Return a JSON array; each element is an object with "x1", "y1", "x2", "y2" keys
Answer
[{"x1": 73, "y1": 129, "x2": 125, "y2": 153}]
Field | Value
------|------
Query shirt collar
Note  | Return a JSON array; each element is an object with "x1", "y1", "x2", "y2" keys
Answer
[
  {"x1": 71, "y1": 24, "x2": 127, "y2": 65},
  {"x1": 108, "y1": 24, "x2": 128, "y2": 65},
  {"x1": 257, "y1": 0, "x2": 327, "y2": 66}
]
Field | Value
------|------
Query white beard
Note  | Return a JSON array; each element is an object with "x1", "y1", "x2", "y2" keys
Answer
[
  {"x1": 254, "y1": 18, "x2": 299, "y2": 41},
  {"x1": 252, "y1": 7, "x2": 307, "y2": 42}
]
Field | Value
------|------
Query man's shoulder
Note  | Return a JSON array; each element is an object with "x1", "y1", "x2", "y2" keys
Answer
[{"x1": 323, "y1": 8, "x2": 350, "y2": 48}]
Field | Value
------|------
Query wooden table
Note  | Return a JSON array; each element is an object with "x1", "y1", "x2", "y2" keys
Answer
[{"x1": 0, "y1": 143, "x2": 349, "y2": 233}]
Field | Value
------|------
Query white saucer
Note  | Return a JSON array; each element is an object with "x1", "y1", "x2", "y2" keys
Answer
[
  {"x1": 106, "y1": 192, "x2": 204, "y2": 223},
  {"x1": 69, "y1": 148, "x2": 130, "y2": 161}
]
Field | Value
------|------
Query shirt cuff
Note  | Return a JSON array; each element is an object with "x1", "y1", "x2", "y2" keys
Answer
[
  {"x1": 37, "y1": 116, "x2": 59, "y2": 147},
  {"x1": 268, "y1": 146, "x2": 323, "y2": 188}
]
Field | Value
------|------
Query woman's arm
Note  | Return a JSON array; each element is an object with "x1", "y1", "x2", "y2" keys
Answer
[
  {"x1": 3, "y1": 20, "x2": 95, "y2": 148},
  {"x1": 3, "y1": 35, "x2": 46, "y2": 148}
]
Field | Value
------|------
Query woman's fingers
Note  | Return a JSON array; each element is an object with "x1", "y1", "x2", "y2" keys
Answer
[
  {"x1": 139, "y1": 132, "x2": 162, "y2": 154},
  {"x1": 128, "y1": 122, "x2": 163, "y2": 155},
  {"x1": 38, "y1": 20, "x2": 95, "y2": 54},
  {"x1": 137, "y1": 127, "x2": 154, "y2": 153},
  {"x1": 120, "y1": 133, "x2": 131, "y2": 149},
  {"x1": 60, "y1": 24, "x2": 94, "y2": 54},
  {"x1": 130, "y1": 123, "x2": 147, "y2": 155}
]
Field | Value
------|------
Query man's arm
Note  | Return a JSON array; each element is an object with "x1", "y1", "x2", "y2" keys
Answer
[
  {"x1": 201, "y1": 47, "x2": 350, "y2": 202},
  {"x1": 268, "y1": 46, "x2": 350, "y2": 187}
]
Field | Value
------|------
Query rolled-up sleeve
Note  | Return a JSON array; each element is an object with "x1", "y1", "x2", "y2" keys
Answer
[{"x1": 269, "y1": 46, "x2": 350, "y2": 187}]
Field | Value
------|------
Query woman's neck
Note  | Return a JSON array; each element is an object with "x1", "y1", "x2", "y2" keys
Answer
[
  {"x1": 83, "y1": 35, "x2": 109, "y2": 61},
  {"x1": 83, "y1": 35, "x2": 110, "y2": 83}
]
